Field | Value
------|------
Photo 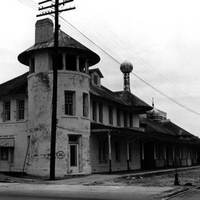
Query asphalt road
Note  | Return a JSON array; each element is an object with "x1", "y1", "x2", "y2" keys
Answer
[{"x1": 170, "y1": 188, "x2": 200, "y2": 200}]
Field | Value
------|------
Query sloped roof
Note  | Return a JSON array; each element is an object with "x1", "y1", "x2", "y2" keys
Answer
[
  {"x1": 90, "y1": 85, "x2": 152, "y2": 113},
  {"x1": 0, "y1": 73, "x2": 28, "y2": 97},
  {"x1": 18, "y1": 30, "x2": 100, "y2": 66},
  {"x1": 141, "y1": 118, "x2": 200, "y2": 145}
]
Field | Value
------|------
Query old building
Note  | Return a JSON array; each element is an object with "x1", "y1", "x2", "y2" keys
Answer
[{"x1": 0, "y1": 18, "x2": 199, "y2": 177}]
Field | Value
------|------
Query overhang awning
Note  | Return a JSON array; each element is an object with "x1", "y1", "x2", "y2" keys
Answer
[{"x1": 0, "y1": 138, "x2": 15, "y2": 147}]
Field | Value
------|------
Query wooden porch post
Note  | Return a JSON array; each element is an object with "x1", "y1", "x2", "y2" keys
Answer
[
  {"x1": 127, "y1": 142, "x2": 130, "y2": 171},
  {"x1": 108, "y1": 131, "x2": 112, "y2": 173}
]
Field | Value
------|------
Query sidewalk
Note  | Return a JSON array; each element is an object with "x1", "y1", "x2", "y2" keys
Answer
[{"x1": 0, "y1": 165, "x2": 199, "y2": 185}]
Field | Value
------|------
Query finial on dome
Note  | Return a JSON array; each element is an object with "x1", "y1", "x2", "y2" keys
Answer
[{"x1": 120, "y1": 61, "x2": 133, "y2": 92}]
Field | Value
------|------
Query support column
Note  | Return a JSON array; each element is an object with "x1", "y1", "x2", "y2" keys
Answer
[
  {"x1": 63, "y1": 53, "x2": 66, "y2": 70},
  {"x1": 108, "y1": 131, "x2": 112, "y2": 173},
  {"x1": 85, "y1": 59, "x2": 89, "y2": 74},
  {"x1": 76, "y1": 56, "x2": 80, "y2": 71},
  {"x1": 127, "y1": 142, "x2": 130, "y2": 171}
]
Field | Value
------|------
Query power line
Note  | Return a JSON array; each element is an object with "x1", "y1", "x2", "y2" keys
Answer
[
  {"x1": 17, "y1": 0, "x2": 200, "y2": 116},
  {"x1": 59, "y1": 18, "x2": 200, "y2": 116}
]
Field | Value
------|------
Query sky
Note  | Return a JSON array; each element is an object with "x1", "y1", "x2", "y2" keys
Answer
[{"x1": 0, "y1": 0, "x2": 200, "y2": 136}]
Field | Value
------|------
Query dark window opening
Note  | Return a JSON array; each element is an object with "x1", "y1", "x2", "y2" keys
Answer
[
  {"x1": 79, "y1": 57, "x2": 86, "y2": 72},
  {"x1": 109, "y1": 106, "x2": 113, "y2": 125},
  {"x1": 129, "y1": 143, "x2": 132, "y2": 162},
  {"x1": 99, "y1": 103, "x2": 103, "y2": 123},
  {"x1": 66, "y1": 54, "x2": 76, "y2": 71},
  {"x1": 56, "y1": 54, "x2": 63, "y2": 70},
  {"x1": 83, "y1": 93, "x2": 89, "y2": 117},
  {"x1": 65, "y1": 91, "x2": 75, "y2": 115},
  {"x1": 30, "y1": 58, "x2": 35, "y2": 73},
  {"x1": 92, "y1": 101, "x2": 97, "y2": 121},
  {"x1": 68, "y1": 135, "x2": 79, "y2": 143},
  {"x1": 93, "y1": 75, "x2": 99, "y2": 85},
  {"x1": 3, "y1": 101, "x2": 10, "y2": 121},
  {"x1": 17, "y1": 100, "x2": 25, "y2": 120}
]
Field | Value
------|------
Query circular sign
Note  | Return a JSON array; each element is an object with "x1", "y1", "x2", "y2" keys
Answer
[{"x1": 56, "y1": 151, "x2": 65, "y2": 159}]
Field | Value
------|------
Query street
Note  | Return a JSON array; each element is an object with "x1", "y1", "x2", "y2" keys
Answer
[{"x1": 0, "y1": 183, "x2": 171, "y2": 200}]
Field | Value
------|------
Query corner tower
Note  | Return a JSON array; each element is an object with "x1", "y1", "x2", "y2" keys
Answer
[{"x1": 18, "y1": 18, "x2": 100, "y2": 177}]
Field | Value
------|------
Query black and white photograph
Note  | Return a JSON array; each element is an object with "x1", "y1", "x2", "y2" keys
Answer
[{"x1": 0, "y1": 0, "x2": 200, "y2": 199}]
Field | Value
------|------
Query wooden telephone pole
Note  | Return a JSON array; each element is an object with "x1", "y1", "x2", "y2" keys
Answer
[{"x1": 37, "y1": 0, "x2": 75, "y2": 180}]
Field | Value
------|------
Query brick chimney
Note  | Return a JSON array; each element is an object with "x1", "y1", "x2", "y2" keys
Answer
[{"x1": 35, "y1": 18, "x2": 53, "y2": 44}]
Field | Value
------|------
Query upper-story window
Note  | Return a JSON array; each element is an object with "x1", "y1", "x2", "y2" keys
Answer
[
  {"x1": 124, "y1": 112, "x2": 127, "y2": 127},
  {"x1": 83, "y1": 93, "x2": 89, "y2": 117},
  {"x1": 57, "y1": 54, "x2": 64, "y2": 70},
  {"x1": 65, "y1": 91, "x2": 75, "y2": 115},
  {"x1": 99, "y1": 103, "x2": 103, "y2": 123},
  {"x1": 94, "y1": 75, "x2": 99, "y2": 85},
  {"x1": 30, "y1": 57, "x2": 35, "y2": 73},
  {"x1": 117, "y1": 109, "x2": 121, "y2": 127},
  {"x1": 16, "y1": 100, "x2": 25, "y2": 120},
  {"x1": 66, "y1": 54, "x2": 76, "y2": 71},
  {"x1": 92, "y1": 101, "x2": 97, "y2": 121},
  {"x1": 3, "y1": 101, "x2": 11, "y2": 121},
  {"x1": 108, "y1": 106, "x2": 113, "y2": 125},
  {"x1": 79, "y1": 57, "x2": 86, "y2": 73}
]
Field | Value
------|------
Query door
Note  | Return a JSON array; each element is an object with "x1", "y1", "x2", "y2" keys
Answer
[{"x1": 69, "y1": 143, "x2": 79, "y2": 173}]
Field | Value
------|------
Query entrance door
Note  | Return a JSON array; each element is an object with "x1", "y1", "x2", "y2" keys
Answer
[
  {"x1": 143, "y1": 142, "x2": 155, "y2": 170},
  {"x1": 69, "y1": 143, "x2": 79, "y2": 173}
]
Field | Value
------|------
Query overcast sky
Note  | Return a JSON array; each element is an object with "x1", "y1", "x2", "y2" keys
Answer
[{"x1": 1, "y1": 0, "x2": 200, "y2": 136}]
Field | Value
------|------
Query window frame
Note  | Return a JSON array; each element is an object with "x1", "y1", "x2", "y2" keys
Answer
[
  {"x1": 3, "y1": 101, "x2": 11, "y2": 122},
  {"x1": 64, "y1": 91, "x2": 75, "y2": 116},
  {"x1": 16, "y1": 99, "x2": 25, "y2": 120},
  {"x1": 83, "y1": 93, "x2": 89, "y2": 117},
  {"x1": 92, "y1": 101, "x2": 97, "y2": 121},
  {"x1": 99, "y1": 103, "x2": 103, "y2": 123}
]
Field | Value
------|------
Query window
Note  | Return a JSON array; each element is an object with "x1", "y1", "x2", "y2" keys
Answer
[
  {"x1": 99, "y1": 103, "x2": 103, "y2": 123},
  {"x1": 3, "y1": 101, "x2": 11, "y2": 121},
  {"x1": 66, "y1": 54, "x2": 76, "y2": 71},
  {"x1": 83, "y1": 93, "x2": 89, "y2": 117},
  {"x1": 92, "y1": 101, "x2": 97, "y2": 121},
  {"x1": 0, "y1": 147, "x2": 9, "y2": 160},
  {"x1": 115, "y1": 142, "x2": 120, "y2": 162},
  {"x1": 79, "y1": 57, "x2": 86, "y2": 72},
  {"x1": 129, "y1": 113, "x2": 133, "y2": 128},
  {"x1": 117, "y1": 110, "x2": 121, "y2": 126},
  {"x1": 93, "y1": 74, "x2": 99, "y2": 85},
  {"x1": 65, "y1": 91, "x2": 75, "y2": 115},
  {"x1": 30, "y1": 57, "x2": 35, "y2": 73},
  {"x1": 56, "y1": 54, "x2": 63, "y2": 70},
  {"x1": 16, "y1": 100, "x2": 25, "y2": 120},
  {"x1": 109, "y1": 106, "x2": 113, "y2": 125},
  {"x1": 0, "y1": 147, "x2": 13, "y2": 163},
  {"x1": 124, "y1": 112, "x2": 127, "y2": 127},
  {"x1": 99, "y1": 139, "x2": 108, "y2": 163}
]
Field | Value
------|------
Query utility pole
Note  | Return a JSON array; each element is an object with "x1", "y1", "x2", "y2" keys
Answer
[{"x1": 37, "y1": 0, "x2": 75, "y2": 180}]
